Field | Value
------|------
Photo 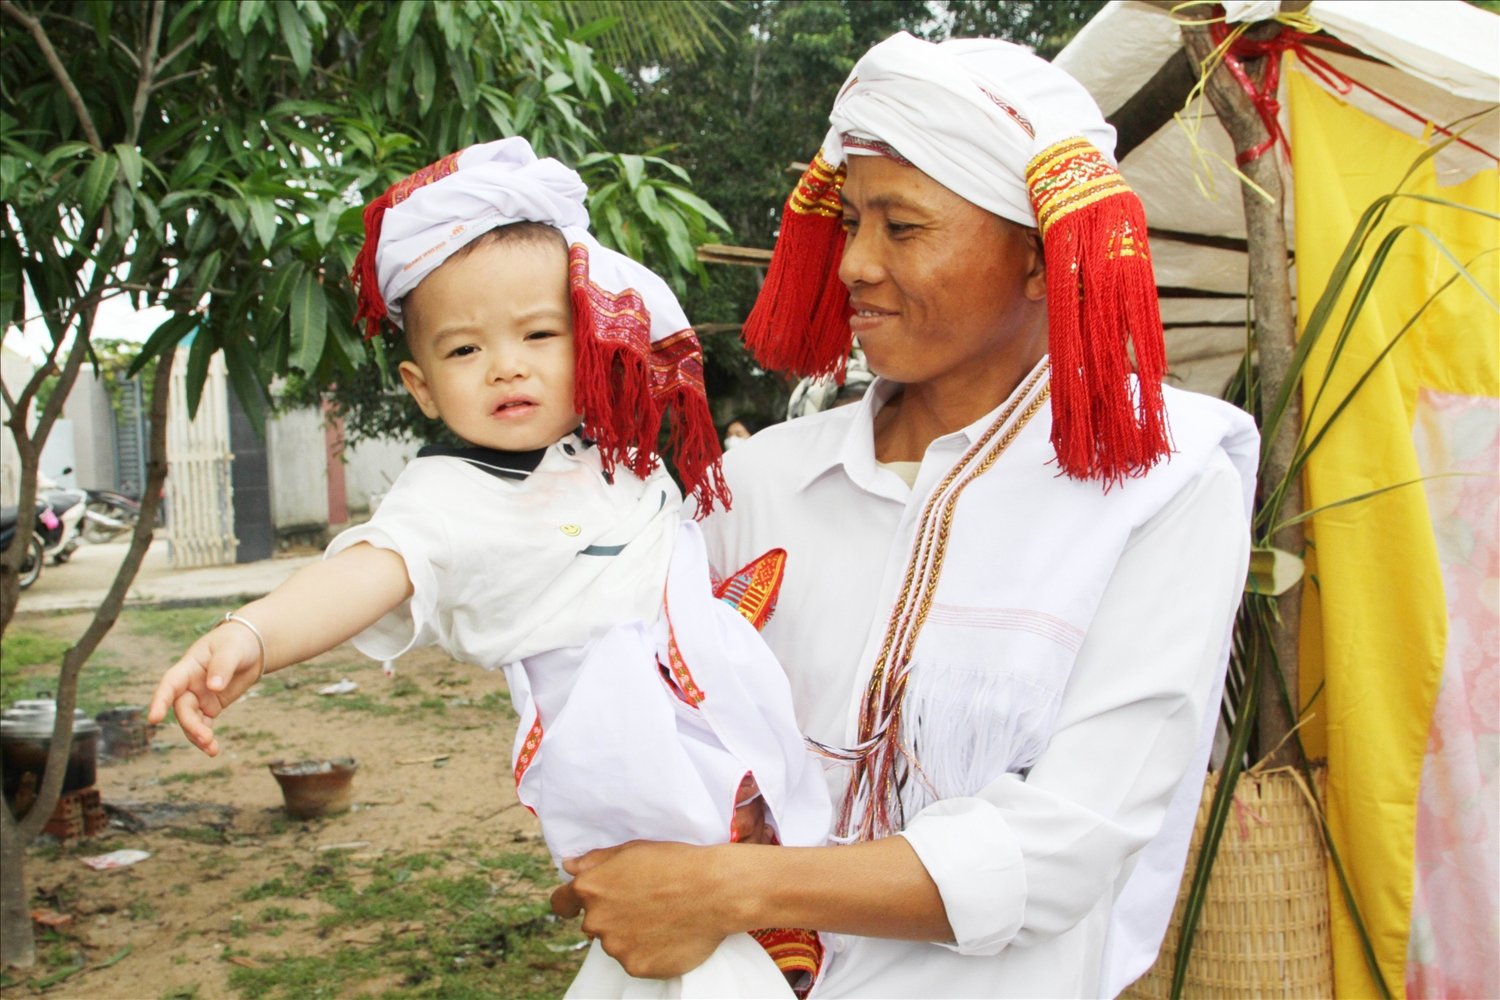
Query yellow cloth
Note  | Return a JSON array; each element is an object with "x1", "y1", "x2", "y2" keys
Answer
[{"x1": 1288, "y1": 69, "x2": 1500, "y2": 998}]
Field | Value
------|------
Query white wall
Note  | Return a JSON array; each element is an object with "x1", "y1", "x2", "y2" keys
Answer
[
  {"x1": 267, "y1": 406, "x2": 329, "y2": 529},
  {"x1": 265, "y1": 403, "x2": 416, "y2": 529},
  {"x1": 343, "y1": 435, "x2": 417, "y2": 514},
  {"x1": 0, "y1": 346, "x2": 36, "y2": 507},
  {"x1": 62, "y1": 373, "x2": 115, "y2": 488}
]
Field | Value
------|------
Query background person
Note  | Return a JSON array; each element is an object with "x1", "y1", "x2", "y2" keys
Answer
[{"x1": 554, "y1": 33, "x2": 1259, "y2": 999}]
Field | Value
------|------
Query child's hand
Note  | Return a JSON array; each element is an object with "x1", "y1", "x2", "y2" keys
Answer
[{"x1": 146, "y1": 621, "x2": 264, "y2": 757}]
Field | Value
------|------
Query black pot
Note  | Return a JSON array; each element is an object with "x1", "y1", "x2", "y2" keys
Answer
[{"x1": 1, "y1": 698, "x2": 101, "y2": 815}]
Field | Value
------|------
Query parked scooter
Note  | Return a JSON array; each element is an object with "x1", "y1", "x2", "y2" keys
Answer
[
  {"x1": 36, "y1": 470, "x2": 85, "y2": 565},
  {"x1": 0, "y1": 505, "x2": 47, "y2": 590},
  {"x1": 81, "y1": 488, "x2": 142, "y2": 544}
]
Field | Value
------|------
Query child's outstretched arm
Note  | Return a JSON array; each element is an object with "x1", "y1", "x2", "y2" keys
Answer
[{"x1": 147, "y1": 543, "x2": 413, "y2": 756}]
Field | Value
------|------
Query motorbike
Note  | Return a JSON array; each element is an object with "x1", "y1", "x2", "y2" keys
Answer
[
  {"x1": 36, "y1": 470, "x2": 85, "y2": 565},
  {"x1": 0, "y1": 504, "x2": 48, "y2": 590},
  {"x1": 81, "y1": 487, "x2": 142, "y2": 544}
]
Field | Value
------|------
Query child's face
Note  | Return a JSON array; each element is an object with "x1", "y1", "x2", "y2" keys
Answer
[{"x1": 398, "y1": 236, "x2": 581, "y2": 452}]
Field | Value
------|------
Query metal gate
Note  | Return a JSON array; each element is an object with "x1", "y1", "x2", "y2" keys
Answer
[{"x1": 165, "y1": 347, "x2": 236, "y2": 568}]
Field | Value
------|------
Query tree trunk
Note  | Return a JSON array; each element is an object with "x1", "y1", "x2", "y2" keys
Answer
[
  {"x1": 0, "y1": 801, "x2": 33, "y2": 967},
  {"x1": 1179, "y1": 22, "x2": 1304, "y2": 766},
  {"x1": 0, "y1": 349, "x2": 175, "y2": 968}
]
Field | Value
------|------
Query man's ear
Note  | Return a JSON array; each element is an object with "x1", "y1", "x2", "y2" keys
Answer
[
  {"x1": 398, "y1": 360, "x2": 441, "y2": 419},
  {"x1": 1023, "y1": 229, "x2": 1046, "y2": 302}
]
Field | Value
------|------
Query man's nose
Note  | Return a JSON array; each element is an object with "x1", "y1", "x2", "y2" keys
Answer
[{"x1": 838, "y1": 228, "x2": 883, "y2": 289}]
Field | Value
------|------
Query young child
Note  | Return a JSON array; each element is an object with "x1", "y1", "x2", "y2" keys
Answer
[{"x1": 147, "y1": 138, "x2": 830, "y2": 999}]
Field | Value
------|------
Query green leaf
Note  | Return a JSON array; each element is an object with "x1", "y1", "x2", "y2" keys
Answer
[
  {"x1": 79, "y1": 152, "x2": 117, "y2": 220},
  {"x1": 633, "y1": 182, "x2": 661, "y2": 221},
  {"x1": 620, "y1": 154, "x2": 645, "y2": 192},
  {"x1": 40, "y1": 141, "x2": 95, "y2": 173},
  {"x1": 130, "y1": 312, "x2": 199, "y2": 375},
  {"x1": 183, "y1": 324, "x2": 214, "y2": 418},
  {"x1": 395, "y1": 0, "x2": 423, "y2": 46},
  {"x1": 289, "y1": 269, "x2": 328, "y2": 374},
  {"x1": 193, "y1": 249, "x2": 224, "y2": 298},
  {"x1": 246, "y1": 196, "x2": 277, "y2": 251},
  {"x1": 412, "y1": 36, "x2": 437, "y2": 116},
  {"x1": 313, "y1": 198, "x2": 342, "y2": 247},
  {"x1": 89, "y1": 1, "x2": 113, "y2": 46},
  {"x1": 432, "y1": 1, "x2": 460, "y2": 49},
  {"x1": 221, "y1": 330, "x2": 268, "y2": 430},
  {"x1": 112, "y1": 144, "x2": 144, "y2": 189},
  {"x1": 659, "y1": 185, "x2": 731, "y2": 232},
  {"x1": 449, "y1": 48, "x2": 478, "y2": 109},
  {"x1": 237, "y1": 0, "x2": 265, "y2": 35},
  {"x1": 276, "y1": 1, "x2": 314, "y2": 79}
]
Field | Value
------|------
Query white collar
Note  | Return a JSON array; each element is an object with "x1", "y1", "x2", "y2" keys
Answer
[{"x1": 794, "y1": 359, "x2": 1051, "y2": 496}]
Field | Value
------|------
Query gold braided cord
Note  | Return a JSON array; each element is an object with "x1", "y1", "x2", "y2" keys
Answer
[
  {"x1": 1034, "y1": 176, "x2": 1130, "y2": 236},
  {"x1": 788, "y1": 151, "x2": 845, "y2": 218},
  {"x1": 852, "y1": 365, "x2": 1047, "y2": 748},
  {"x1": 834, "y1": 365, "x2": 1052, "y2": 840}
]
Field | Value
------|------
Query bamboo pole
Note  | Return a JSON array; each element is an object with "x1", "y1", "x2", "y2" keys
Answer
[{"x1": 1179, "y1": 20, "x2": 1303, "y2": 767}]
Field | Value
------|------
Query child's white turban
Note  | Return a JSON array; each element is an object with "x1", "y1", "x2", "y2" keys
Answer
[{"x1": 350, "y1": 138, "x2": 728, "y2": 514}]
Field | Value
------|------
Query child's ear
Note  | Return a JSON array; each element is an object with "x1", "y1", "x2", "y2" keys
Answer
[{"x1": 398, "y1": 360, "x2": 441, "y2": 419}]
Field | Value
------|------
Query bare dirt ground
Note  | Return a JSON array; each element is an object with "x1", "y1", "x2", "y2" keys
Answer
[{"x1": 1, "y1": 604, "x2": 586, "y2": 1000}]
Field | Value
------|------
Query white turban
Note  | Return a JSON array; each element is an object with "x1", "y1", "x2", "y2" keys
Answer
[
  {"x1": 368, "y1": 137, "x2": 688, "y2": 344},
  {"x1": 822, "y1": 32, "x2": 1118, "y2": 227},
  {"x1": 350, "y1": 137, "x2": 726, "y2": 514}
]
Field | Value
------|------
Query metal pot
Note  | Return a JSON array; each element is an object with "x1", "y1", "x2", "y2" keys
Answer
[{"x1": 1, "y1": 698, "x2": 101, "y2": 814}]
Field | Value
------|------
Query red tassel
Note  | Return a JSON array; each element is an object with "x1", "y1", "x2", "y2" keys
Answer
[
  {"x1": 1028, "y1": 138, "x2": 1170, "y2": 486},
  {"x1": 661, "y1": 383, "x2": 732, "y2": 519},
  {"x1": 569, "y1": 246, "x2": 730, "y2": 515},
  {"x1": 351, "y1": 191, "x2": 393, "y2": 340},
  {"x1": 743, "y1": 153, "x2": 853, "y2": 380}
]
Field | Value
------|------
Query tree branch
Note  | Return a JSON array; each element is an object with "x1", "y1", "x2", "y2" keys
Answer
[
  {"x1": 154, "y1": 32, "x2": 196, "y2": 74},
  {"x1": 149, "y1": 67, "x2": 210, "y2": 93},
  {"x1": 126, "y1": 0, "x2": 165, "y2": 147},
  {"x1": 17, "y1": 348, "x2": 175, "y2": 840},
  {"x1": 0, "y1": 0, "x2": 104, "y2": 150}
]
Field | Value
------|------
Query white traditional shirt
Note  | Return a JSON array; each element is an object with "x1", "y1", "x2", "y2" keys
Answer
[
  {"x1": 701, "y1": 366, "x2": 1258, "y2": 999},
  {"x1": 328, "y1": 435, "x2": 832, "y2": 999}
]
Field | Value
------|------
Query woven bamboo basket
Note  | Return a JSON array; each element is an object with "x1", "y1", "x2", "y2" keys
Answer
[{"x1": 1123, "y1": 764, "x2": 1333, "y2": 999}]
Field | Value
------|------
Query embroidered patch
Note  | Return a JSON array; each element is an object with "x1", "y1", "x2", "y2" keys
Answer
[
  {"x1": 713, "y1": 549, "x2": 788, "y2": 632},
  {"x1": 513, "y1": 716, "x2": 543, "y2": 793},
  {"x1": 788, "y1": 151, "x2": 845, "y2": 220},
  {"x1": 387, "y1": 150, "x2": 462, "y2": 207},
  {"x1": 1024, "y1": 138, "x2": 1137, "y2": 243},
  {"x1": 977, "y1": 85, "x2": 1035, "y2": 138}
]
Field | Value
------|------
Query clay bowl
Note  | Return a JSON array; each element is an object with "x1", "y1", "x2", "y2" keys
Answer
[{"x1": 268, "y1": 758, "x2": 357, "y2": 819}]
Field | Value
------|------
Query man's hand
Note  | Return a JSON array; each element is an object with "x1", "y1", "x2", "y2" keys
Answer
[{"x1": 552, "y1": 841, "x2": 743, "y2": 979}]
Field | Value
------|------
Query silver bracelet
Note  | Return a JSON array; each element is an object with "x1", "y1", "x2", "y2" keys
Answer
[{"x1": 217, "y1": 612, "x2": 268, "y2": 685}]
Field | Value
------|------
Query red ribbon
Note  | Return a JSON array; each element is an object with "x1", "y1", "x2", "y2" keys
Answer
[{"x1": 1207, "y1": 21, "x2": 1497, "y2": 166}]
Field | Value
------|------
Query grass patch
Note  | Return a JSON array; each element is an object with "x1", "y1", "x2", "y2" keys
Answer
[
  {"x1": 121, "y1": 605, "x2": 236, "y2": 648},
  {"x1": 310, "y1": 692, "x2": 403, "y2": 717},
  {"x1": 165, "y1": 826, "x2": 231, "y2": 846},
  {"x1": 0, "y1": 631, "x2": 133, "y2": 716},
  {"x1": 479, "y1": 852, "x2": 553, "y2": 885},
  {"x1": 227, "y1": 894, "x2": 580, "y2": 999},
  {"x1": 159, "y1": 766, "x2": 234, "y2": 785}
]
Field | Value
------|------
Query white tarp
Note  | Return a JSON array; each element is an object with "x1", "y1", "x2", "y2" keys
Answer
[{"x1": 1053, "y1": 0, "x2": 1500, "y2": 394}]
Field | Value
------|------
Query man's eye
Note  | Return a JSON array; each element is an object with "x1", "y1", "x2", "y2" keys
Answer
[
  {"x1": 840, "y1": 217, "x2": 859, "y2": 233},
  {"x1": 887, "y1": 222, "x2": 916, "y2": 235}
]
